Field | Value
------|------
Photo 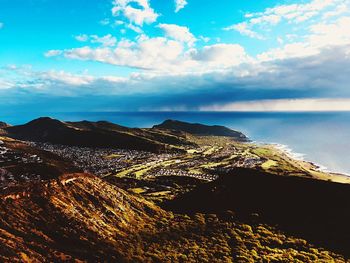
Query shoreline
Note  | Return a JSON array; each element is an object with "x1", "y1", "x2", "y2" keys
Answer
[{"x1": 253, "y1": 140, "x2": 350, "y2": 178}]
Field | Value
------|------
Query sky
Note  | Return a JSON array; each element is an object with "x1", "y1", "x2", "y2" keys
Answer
[{"x1": 0, "y1": 0, "x2": 350, "y2": 113}]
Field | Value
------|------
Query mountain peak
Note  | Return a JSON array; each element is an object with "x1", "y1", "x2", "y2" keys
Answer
[{"x1": 27, "y1": 117, "x2": 65, "y2": 126}]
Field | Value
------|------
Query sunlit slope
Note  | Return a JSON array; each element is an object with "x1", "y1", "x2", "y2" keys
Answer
[{"x1": 0, "y1": 173, "x2": 167, "y2": 261}]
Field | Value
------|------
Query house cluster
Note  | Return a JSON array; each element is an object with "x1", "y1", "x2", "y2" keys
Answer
[
  {"x1": 31, "y1": 142, "x2": 176, "y2": 177},
  {"x1": 210, "y1": 145, "x2": 240, "y2": 159},
  {"x1": 212, "y1": 157, "x2": 263, "y2": 174},
  {"x1": 0, "y1": 148, "x2": 42, "y2": 165},
  {"x1": 233, "y1": 157, "x2": 263, "y2": 168},
  {"x1": 0, "y1": 145, "x2": 43, "y2": 189},
  {"x1": 0, "y1": 168, "x2": 15, "y2": 188},
  {"x1": 152, "y1": 168, "x2": 218, "y2": 181}
]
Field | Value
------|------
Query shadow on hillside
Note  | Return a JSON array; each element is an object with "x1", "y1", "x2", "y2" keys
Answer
[{"x1": 163, "y1": 168, "x2": 350, "y2": 257}]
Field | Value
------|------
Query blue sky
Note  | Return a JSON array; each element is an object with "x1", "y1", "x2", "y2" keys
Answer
[{"x1": 1, "y1": 0, "x2": 350, "y2": 113}]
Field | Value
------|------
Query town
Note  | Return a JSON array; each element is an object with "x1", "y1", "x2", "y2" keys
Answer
[
  {"x1": 0, "y1": 139, "x2": 43, "y2": 189},
  {"x1": 1, "y1": 137, "x2": 267, "y2": 193},
  {"x1": 30, "y1": 140, "x2": 265, "y2": 182}
]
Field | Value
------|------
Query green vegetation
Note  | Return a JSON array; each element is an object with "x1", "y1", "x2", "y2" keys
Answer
[{"x1": 261, "y1": 160, "x2": 278, "y2": 169}]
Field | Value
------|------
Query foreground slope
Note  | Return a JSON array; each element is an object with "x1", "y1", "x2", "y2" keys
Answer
[
  {"x1": 0, "y1": 173, "x2": 166, "y2": 261},
  {"x1": 0, "y1": 173, "x2": 346, "y2": 262}
]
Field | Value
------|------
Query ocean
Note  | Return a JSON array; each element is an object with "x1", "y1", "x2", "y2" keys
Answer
[{"x1": 2, "y1": 111, "x2": 350, "y2": 175}]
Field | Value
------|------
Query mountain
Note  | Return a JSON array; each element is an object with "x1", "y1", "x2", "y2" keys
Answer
[
  {"x1": 2, "y1": 117, "x2": 193, "y2": 152},
  {"x1": 153, "y1": 119, "x2": 248, "y2": 141},
  {"x1": 164, "y1": 168, "x2": 350, "y2": 257}
]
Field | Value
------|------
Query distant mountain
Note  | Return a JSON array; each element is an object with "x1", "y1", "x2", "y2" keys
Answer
[
  {"x1": 164, "y1": 168, "x2": 350, "y2": 257},
  {"x1": 153, "y1": 119, "x2": 248, "y2": 141},
  {"x1": 2, "y1": 117, "x2": 193, "y2": 152}
]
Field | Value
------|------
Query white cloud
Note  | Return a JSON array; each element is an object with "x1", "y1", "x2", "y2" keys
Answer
[
  {"x1": 226, "y1": 0, "x2": 348, "y2": 39},
  {"x1": 322, "y1": 2, "x2": 349, "y2": 19},
  {"x1": 309, "y1": 16, "x2": 350, "y2": 47},
  {"x1": 75, "y1": 34, "x2": 89, "y2": 42},
  {"x1": 0, "y1": 78, "x2": 15, "y2": 89},
  {"x1": 100, "y1": 18, "x2": 110, "y2": 26},
  {"x1": 126, "y1": 23, "x2": 143, "y2": 33},
  {"x1": 74, "y1": 34, "x2": 117, "y2": 47},
  {"x1": 200, "y1": 98, "x2": 350, "y2": 112},
  {"x1": 0, "y1": 22, "x2": 4, "y2": 29},
  {"x1": 158, "y1": 23, "x2": 196, "y2": 46},
  {"x1": 190, "y1": 44, "x2": 250, "y2": 67},
  {"x1": 112, "y1": 0, "x2": 158, "y2": 26},
  {"x1": 61, "y1": 36, "x2": 185, "y2": 70},
  {"x1": 90, "y1": 34, "x2": 117, "y2": 47},
  {"x1": 42, "y1": 70, "x2": 95, "y2": 86},
  {"x1": 47, "y1": 38, "x2": 253, "y2": 72},
  {"x1": 199, "y1": 36, "x2": 210, "y2": 43},
  {"x1": 224, "y1": 22, "x2": 263, "y2": 39},
  {"x1": 253, "y1": 0, "x2": 341, "y2": 23},
  {"x1": 258, "y1": 16, "x2": 350, "y2": 61},
  {"x1": 175, "y1": 0, "x2": 188, "y2": 13},
  {"x1": 0, "y1": 65, "x2": 130, "y2": 96},
  {"x1": 44, "y1": 50, "x2": 62, "y2": 57}
]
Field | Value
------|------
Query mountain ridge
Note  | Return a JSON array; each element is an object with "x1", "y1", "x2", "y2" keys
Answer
[
  {"x1": 153, "y1": 119, "x2": 248, "y2": 141},
  {"x1": 1, "y1": 117, "x2": 249, "y2": 152},
  {"x1": 1, "y1": 117, "x2": 193, "y2": 153}
]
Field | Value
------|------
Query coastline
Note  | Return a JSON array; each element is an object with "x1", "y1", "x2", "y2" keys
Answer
[{"x1": 262, "y1": 142, "x2": 350, "y2": 180}]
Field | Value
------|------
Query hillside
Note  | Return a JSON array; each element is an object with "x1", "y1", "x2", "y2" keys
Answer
[
  {"x1": 0, "y1": 173, "x2": 346, "y2": 262},
  {"x1": 153, "y1": 119, "x2": 248, "y2": 141},
  {"x1": 0, "y1": 122, "x2": 10, "y2": 129},
  {"x1": 2, "y1": 117, "x2": 193, "y2": 153},
  {"x1": 0, "y1": 173, "x2": 166, "y2": 261},
  {"x1": 164, "y1": 168, "x2": 350, "y2": 257}
]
